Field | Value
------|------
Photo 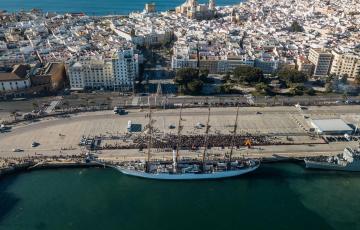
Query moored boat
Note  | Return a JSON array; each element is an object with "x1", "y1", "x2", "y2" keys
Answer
[
  {"x1": 116, "y1": 159, "x2": 260, "y2": 180},
  {"x1": 116, "y1": 105, "x2": 260, "y2": 180},
  {"x1": 304, "y1": 146, "x2": 360, "y2": 171}
]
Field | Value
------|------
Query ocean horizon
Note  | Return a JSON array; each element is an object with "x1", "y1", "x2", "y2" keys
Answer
[{"x1": 0, "y1": 0, "x2": 243, "y2": 16}]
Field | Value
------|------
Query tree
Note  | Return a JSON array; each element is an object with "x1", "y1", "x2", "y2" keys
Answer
[
  {"x1": 174, "y1": 68, "x2": 199, "y2": 85},
  {"x1": 289, "y1": 85, "x2": 305, "y2": 96},
  {"x1": 11, "y1": 111, "x2": 18, "y2": 121},
  {"x1": 325, "y1": 82, "x2": 333, "y2": 93},
  {"x1": 339, "y1": 74, "x2": 348, "y2": 84},
  {"x1": 278, "y1": 69, "x2": 307, "y2": 85},
  {"x1": 355, "y1": 74, "x2": 360, "y2": 85},
  {"x1": 305, "y1": 88, "x2": 316, "y2": 95},
  {"x1": 199, "y1": 69, "x2": 212, "y2": 83},
  {"x1": 289, "y1": 21, "x2": 304, "y2": 32},
  {"x1": 32, "y1": 102, "x2": 39, "y2": 111},
  {"x1": 222, "y1": 72, "x2": 231, "y2": 82},
  {"x1": 233, "y1": 66, "x2": 264, "y2": 84},
  {"x1": 174, "y1": 68, "x2": 208, "y2": 95},
  {"x1": 326, "y1": 73, "x2": 336, "y2": 83},
  {"x1": 187, "y1": 79, "x2": 203, "y2": 94},
  {"x1": 199, "y1": 69, "x2": 209, "y2": 78},
  {"x1": 219, "y1": 84, "x2": 232, "y2": 94},
  {"x1": 255, "y1": 82, "x2": 270, "y2": 94}
]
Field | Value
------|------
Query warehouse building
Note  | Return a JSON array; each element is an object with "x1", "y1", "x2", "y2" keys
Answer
[{"x1": 310, "y1": 119, "x2": 353, "y2": 134}]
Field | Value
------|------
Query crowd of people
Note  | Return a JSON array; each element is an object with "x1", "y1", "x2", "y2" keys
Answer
[{"x1": 126, "y1": 133, "x2": 277, "y2": 150}]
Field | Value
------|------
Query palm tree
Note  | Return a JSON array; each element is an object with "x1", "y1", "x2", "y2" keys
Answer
[
  {"x1": 355, "y1": 74, "x2": 360, "y2": 86},
  {"x1": 62, "y1": 101, "x2": 69, "y2": 112},
  {"x1": 106, "y1": 97, "x2": 112, "y2": 110},
  {"x1": 11, "y1": 111, "x2": 18, "y2": 121},
  {"x1": 32, "y1": 102, "x2": 39, "y2": 111}
]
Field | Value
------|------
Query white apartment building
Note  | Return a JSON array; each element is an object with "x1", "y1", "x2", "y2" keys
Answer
[
  {"x1": 330, "y1": 50, "x2": 360, "y2": 79},
  {"x1": 171, "y1": 43, "x2": 255, "y2": 73},
  {"x1": 113, "y1": 23, "x2": 174, "y2": 47},
  {"x1": 308, "y1": 48, "x2": 333, "y2": 77},
  {"x1": 67, "y1": 57, "x2": 113, "y2": 90},
  {"x1": 67, "y1": 49, "x2": 138, "y2": 91},
  {"x1": 112, "y1": 48, "x2": 139, "y2": 91}
]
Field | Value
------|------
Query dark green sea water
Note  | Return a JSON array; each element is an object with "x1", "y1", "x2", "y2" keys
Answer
[{"x1": 0, "y1": 163, "x2": 360, "y2": 230}]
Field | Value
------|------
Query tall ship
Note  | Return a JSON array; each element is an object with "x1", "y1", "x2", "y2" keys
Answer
[
  {"x1": 304, "y1": 146, "x2": 360, "y2": 171},
  {"x1": 115, "y1": 106, "x2": 260, "y2": 180}
]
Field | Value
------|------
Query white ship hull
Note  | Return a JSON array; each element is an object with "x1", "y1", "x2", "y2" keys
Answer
[
  {"x1": 115, "y1": 163, "x2": 260, "y2": 180},
  {"x1": 304, "y1": 160, "x2": 360, "y2": 172}
]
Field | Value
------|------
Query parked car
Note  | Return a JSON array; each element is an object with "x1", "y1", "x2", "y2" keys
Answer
[{"x1": 12, "y1": 148, "x2": 23, "y2": 152}]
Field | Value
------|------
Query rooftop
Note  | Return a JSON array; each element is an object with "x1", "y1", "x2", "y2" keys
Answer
[
  {"x1": 311, "y1": 119, "x2": 353, "y2": 132},
  {"x1": 0, "y1": 64, "x2": 30, "y2": 82}
]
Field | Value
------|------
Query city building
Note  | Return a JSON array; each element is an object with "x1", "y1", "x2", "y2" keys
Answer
[
  {"x1": 330, "y1": 50, "x2": 360, "y2": 80},
  {"x1": 308, "y1": 48, "x2": 333, "y2": 77},
  {"x1": 297, "y1": 56, "x2": 314, "y2": 76},
  {"x1": 113, "y1": 21, "x2": 174, "y2": 47},
  {"x1": 144, "y1": 3, "x2": 156, "y2": 14},
  {"x1": 67, "y1": 57, "x2": 112, "y2": 91},
  {"x1": 176, "y1": 0, "x2": 216, "y2": 20},
  {"x1": 30, "y1": 62, "x2": 67, "y2": 92},
  {"x1": 254, "y1": 57, "x2": 279, "y2": 74},
  {"x1": 112, "y1": 48, "x2": 139, "y2": 91},
  {"x1": 171, "y1": 42, "x2": 254, "y2": 73},
  {"x1": 67, "y1": 48, "x2": 138, "y2": 91},
  {"x1": 0, "y1": 64, "x2": 31, "y2": 97},
  {"x1": 311, "y1": 119, "x2": 353, "y2": 135},
  {"x1": 1, "y1": 0, "x2": 360, "y2": 87}
]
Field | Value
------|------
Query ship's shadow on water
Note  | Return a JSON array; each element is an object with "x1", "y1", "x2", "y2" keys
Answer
[{"x1": 0, "y1": 175, "x2": 20, "y2": 224}]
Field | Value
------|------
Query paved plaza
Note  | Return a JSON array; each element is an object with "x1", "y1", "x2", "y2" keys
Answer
[{"x1": 0, "y1": 106, "x2": 360, "y2": 159}]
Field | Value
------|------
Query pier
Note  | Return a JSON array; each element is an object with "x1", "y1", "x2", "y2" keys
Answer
[{"x1": 1, "y1": 105, "x2": 360, "y2": 176}]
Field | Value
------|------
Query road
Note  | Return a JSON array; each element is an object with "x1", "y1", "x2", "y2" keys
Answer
[{"x1": 1, "y1": 93, "x2": 360, "y2": 122}]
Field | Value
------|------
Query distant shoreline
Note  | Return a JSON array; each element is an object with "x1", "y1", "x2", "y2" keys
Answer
[{"x1": 0, "y1": 0, "x2": 243, "y2": 17}]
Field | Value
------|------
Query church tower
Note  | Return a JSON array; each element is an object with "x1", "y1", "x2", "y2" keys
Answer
[
  {"x1": 187, "y1": 0, "x2": 197, "y2": 7},
  {"x1": 209, "y1": 0, "x2": 215, "y2": 10}
]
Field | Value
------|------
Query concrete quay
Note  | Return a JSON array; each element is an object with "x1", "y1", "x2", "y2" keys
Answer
[{"x1": 0, "y1": 105, "x2": 359, "y2": 163}]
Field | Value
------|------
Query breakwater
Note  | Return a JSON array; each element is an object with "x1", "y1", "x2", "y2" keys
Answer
[{"x1": 0, "y1": 156, "x2": 99, "y2": 177}]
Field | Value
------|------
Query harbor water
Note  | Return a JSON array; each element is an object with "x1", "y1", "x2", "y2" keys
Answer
[
  {"x1": 1, "y1": 163, "x2": 360, "y2": 230},
  {"x1": 0, "y1": 0, "x2": 244, "y2": 15}
]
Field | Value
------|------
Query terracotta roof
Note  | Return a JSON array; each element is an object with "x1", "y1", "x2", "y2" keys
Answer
[{"x1": 0, "y1": 64, "x2": 30, "y2": 82}]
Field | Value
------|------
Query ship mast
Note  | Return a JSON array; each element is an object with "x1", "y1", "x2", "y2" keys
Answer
[
  {"x1": 202, "y1": 107, "x2": 211, "y2": 166},
  {"x1": 146, "y1": 104, "x2": 153, "y2": 172},
  {"x1": 229, "y1": 106, "x2": 240, "y2": 162},
  {"x1": 174, "y1": 104, "x2": 184, "y2": 171}
]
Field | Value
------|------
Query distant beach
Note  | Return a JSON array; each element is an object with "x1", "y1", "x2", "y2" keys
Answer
[{"x1": 0, "y1": 0, "x2": 243, "y2": 15}]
